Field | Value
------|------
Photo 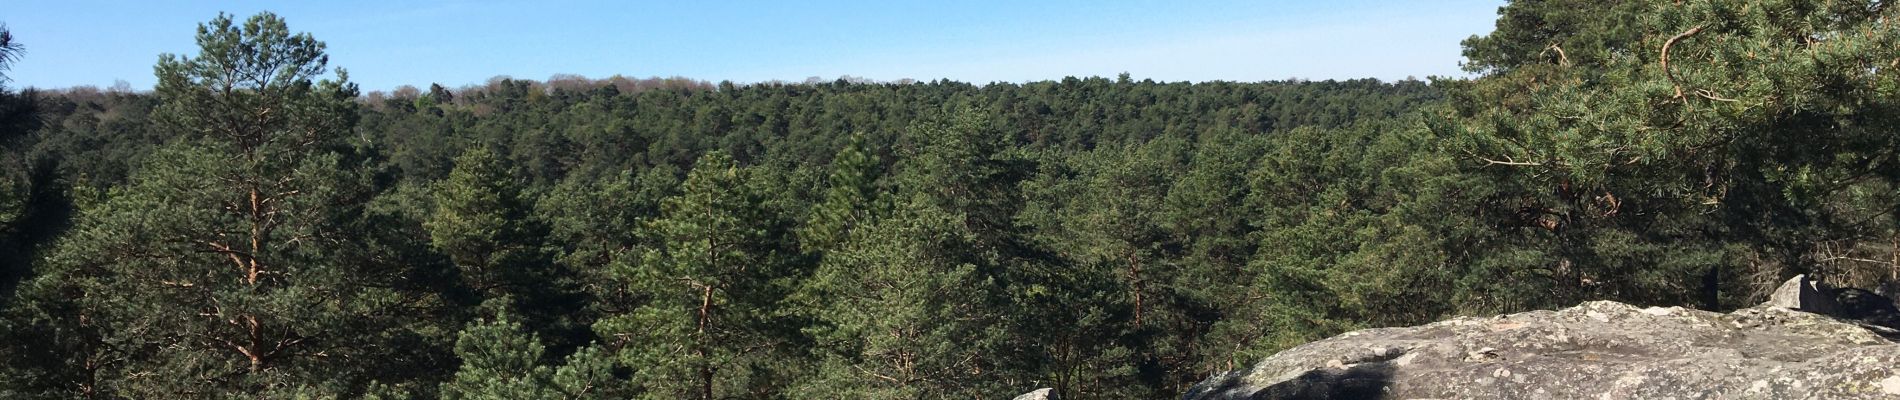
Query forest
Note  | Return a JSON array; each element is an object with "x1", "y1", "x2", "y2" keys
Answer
[{"x1": 2, "y1": 0, "x2": 1899, "y2": 398}]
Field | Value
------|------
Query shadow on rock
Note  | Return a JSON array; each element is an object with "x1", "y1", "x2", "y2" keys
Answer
[
  {"x1": 1249, "y1": 362, "x2": 1394, "y2": 400},
  {"x1": 1184, "y1": 361, "x2": 1395, "y2": 400}
]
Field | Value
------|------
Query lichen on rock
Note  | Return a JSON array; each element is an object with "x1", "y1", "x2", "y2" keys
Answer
[{"x1": 1183, "y1": 278, "x2": 1900, "y2": 399}]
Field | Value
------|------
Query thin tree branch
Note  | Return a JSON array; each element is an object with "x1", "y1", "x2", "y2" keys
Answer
[
  {"x1": 1662, "y1": 25, "x2": 1707, "y2": 98},
  {"x1": 1543, "y1": 43, "x2": 1571, "y2": 66}
]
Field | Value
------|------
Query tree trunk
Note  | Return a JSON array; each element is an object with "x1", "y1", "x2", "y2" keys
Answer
[
  {"x1": 247, "y1": 187, "x2": 263, "y2": 285},
  {"x1": 1130, "y1": 251, "x2": 1144, "y2": 328},
  {"x1": 699, "y1": 356, "x2": 714, "y2": 400},
  {"x1": 697, "y1": 284, "x2": 715, "y2": 399}
]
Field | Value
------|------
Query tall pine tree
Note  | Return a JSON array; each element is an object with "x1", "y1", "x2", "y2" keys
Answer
[
  {"x1": 593, "y1": 152, "x2": 791, "y2": 399},
  {"x1": 9, "y1": 12, "x2": 437, "y2": 397}
]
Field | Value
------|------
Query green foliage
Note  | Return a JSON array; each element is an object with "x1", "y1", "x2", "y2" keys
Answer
[
  {"x1": 440, "y1": 305, "x2": 621, "y2": 400},
  {"x1": 536, "y1": 164, "x2": 679, "y2": 324},
  {"x1": 1460, "y1": 0, "x2": 1648, "y2": 75},
  {"x1": 0, "y1": 24, "x2": 22, "y2": 84},
  {"x1": 32, "y1": 3, "x2": 1900, "y2": 397},
  {"x1": 1018, "y1": 137, "x2": 1189, "y2": 397},
  {"x1": 790, "y1": 112, "x2": 1042, "y2": 398},
  {"x1": 1444, "y1": 0, "x2": 1900, "y2": 308},
  {"x1": 429, "y1": 146, "x2": 590, "y2": 352},
  {"x1": 1162, "y1": 128, "x2": 1268, "y2": 374},
  {"x1": 0, "y1": 12, "x2": 441, "y2": 398},
  {"x1": 0, "y1": 62, "x2": 1455, "y2": 397},
  {"x1": 0, "y1": 163, "x2": 18, "y2": 232},
  {"x1": 1242, "y1": 121, "x2": 1473, "y2": 349},
  {"x1": 592, "y1": 152, "x2": 796, "y2": 399},
  {"x1": 795, "y1": 198, "x2": 1017, "y2": 398},
  {"x1": 430, "y1": 147, "x2": 539, "y2": 293},
  {"x1": 796, "y1": 132, "x2": 885, "y2": 254}
]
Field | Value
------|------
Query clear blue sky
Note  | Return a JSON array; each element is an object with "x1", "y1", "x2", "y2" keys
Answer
[{"x1": 5, "y1": 0, "x2": 1505, "y2": 91}]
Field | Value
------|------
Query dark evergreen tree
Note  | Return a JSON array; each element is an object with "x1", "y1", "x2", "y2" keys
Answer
[
  {"x1": 429, "y1": 147, "x2": 542, "y2": 298},
  {"x1": 4, "y1": 12, "x2": 441, "y2": 397},
  {"x1": 593, "y1": 152, "x2": 793, "y2": 399},
  {"x1": 1446, "y1": 0, "x2": 1900, "y2": 307},
  {"x1": 439, "y1": 303, "x2": 621, "y2": 400}
]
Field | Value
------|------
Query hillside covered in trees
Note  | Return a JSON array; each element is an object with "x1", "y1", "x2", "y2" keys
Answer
[{"x1": 3, "y1": 0, "x2": 1900, "y2": 398}]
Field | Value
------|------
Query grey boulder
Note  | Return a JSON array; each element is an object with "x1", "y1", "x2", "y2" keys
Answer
[
  {"x1": 1766, "y1": 274, "x2": 1840, "y2": 315},
  {"x1": 1185, "y1": 294, "x2": 1900, "y2": 399},
  {"x1": 1013, "y1": 387, "x2": 1055, "y2": 400}
]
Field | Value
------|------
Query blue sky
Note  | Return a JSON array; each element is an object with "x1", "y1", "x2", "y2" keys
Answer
[{"x1": 4, "y1": 0, "x2": 1505, "y2": 91}]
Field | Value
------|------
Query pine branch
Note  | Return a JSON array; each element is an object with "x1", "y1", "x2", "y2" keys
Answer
[{"x1": 1662, "y1": 25, "x2": 1706, "y2": 99}]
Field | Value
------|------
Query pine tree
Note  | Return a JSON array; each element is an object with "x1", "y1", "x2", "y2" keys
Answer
[
  {"x1": 1018, "y1": 138, "x2": 1190, "y2": 397},
  {"x1": 1242, "y1": 122, "x2": 1469, "y2": 351},
  {"x1": 440, "y1": 303, "x2": 622, "y2": 400},
  {"x1": 1447, "y1": 0, "x2": 1900, "y2": 306},
  {"x1": 536, "y1": 164, "x2": 679, "y2": 325},
  {"x1": 796, "y1": 131, "x2": 884, "y2": 254},
  {"x1": 0, "y1": 24, "x2": 21, "y2": 84},
  {"x1": 428, "y1": 146, "x2": 589, "y2": 350},
  {"x1": 593, "y1": 152, "x2": 789, "y2": 399},
  {"x1": 0, "y1": 22, "x2": 39, "y2": 300},
  {"x1": 1164, "y1": 128, "x2": 1268, "y2": 376},
  {"x1": 795, "y1": 197, "x2": 1016, "y2": 398},
  {"x1": 429, "y1": 147, "x2": 541, "y2": 297},
  {"x1": 794, "y1": 110, "x2": 1032, "y2": 398},
  {"x1": 8, "y1": 12, "x2": 434, "y2": 397}
]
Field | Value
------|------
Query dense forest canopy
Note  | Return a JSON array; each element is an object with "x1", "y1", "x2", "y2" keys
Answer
[{"x1": 1, "y1": 0, "x2": 1897, "y2": 398}]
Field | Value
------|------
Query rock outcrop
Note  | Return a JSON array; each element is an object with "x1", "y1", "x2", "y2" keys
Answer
[
  {"x1": 1012, "y1": 387, "x2": 1055, "y2": 400},
  {"x1": 1767, "y1": 274, "x2": 1841, "y2": 314},
  {"x1": 1184, "y1": 275, "x2": 1900, "y2": 399}
]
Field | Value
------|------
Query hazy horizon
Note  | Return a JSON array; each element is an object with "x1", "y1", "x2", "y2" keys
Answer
[{"x1": 5, "y1": 0, "x2": 1502, "y2": 91}]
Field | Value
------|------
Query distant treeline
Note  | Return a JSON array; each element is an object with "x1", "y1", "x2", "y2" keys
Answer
[{"x1": 3, "y1": 1, "x2": 1899, "y2": 398}]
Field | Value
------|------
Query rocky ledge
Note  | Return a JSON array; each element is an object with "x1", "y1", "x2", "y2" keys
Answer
[{"x1": 1183, "y1": 275, "x2": 1900, "y2": 399}]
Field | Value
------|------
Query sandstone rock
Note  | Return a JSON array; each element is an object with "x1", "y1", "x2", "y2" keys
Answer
[
  {"x1": 1767, "y1": 274, "x2": 1840, "y2": 315},
  {"x1": 1012, "y1": 387, "x2": 1055, "y2": 400},
  {"x1": 1183, "y1": 300, "x2": 1900, "y2": 399},
  {"x1": 1835, "y1": 287, "x2": 1900, "y2": 332}
]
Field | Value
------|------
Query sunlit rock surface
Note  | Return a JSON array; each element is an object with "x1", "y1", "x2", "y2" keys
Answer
[{"x1": 1185, "y1": 276, "x2": 1900, "y2": 399}]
